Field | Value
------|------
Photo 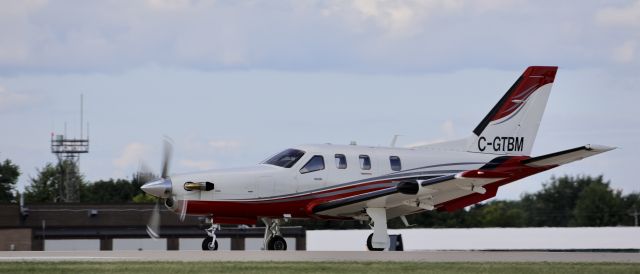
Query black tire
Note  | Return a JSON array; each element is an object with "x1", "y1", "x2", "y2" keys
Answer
[
  {"x1": 367, "y1": 233, "x2": 384, "y2": 251},
  {"x1": 267, "y1": 235, "x2": 287, "y2": 251},
  {"x1": 202, "y1": 237, "x2": 218, "y2": 251}
]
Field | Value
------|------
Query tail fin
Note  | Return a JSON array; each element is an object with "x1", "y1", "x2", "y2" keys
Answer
[{"x1": 467, "y1": 66, "x2": 558, "y2": 156}]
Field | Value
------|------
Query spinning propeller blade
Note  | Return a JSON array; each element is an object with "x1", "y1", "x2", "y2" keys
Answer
[
  {"x1": 140, "y1": 137, "x2": 175, "y2": 239},
  {"x1": 146, "y1": 201, "x2": 161, "y2": 239},
  {"x1": 161, "y1": 137, "x2": 173, "y2": 179}
]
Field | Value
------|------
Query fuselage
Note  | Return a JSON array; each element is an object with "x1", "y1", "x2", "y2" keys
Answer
[{"x1": 166, "y1": 143, "x2": 495, "y2": 224}]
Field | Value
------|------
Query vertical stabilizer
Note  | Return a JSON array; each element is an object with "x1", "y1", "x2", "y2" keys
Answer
[{"x1": 467, "y1": 66, "x2": 557, "y2": 156}]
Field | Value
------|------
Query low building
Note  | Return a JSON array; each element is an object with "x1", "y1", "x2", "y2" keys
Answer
[{"x1": 0, "y1": 203, "x2": 305, "y2": 251}]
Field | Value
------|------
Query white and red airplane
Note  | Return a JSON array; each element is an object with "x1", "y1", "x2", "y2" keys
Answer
[{"x1": 141, "y1": 66, "x2": 614, "y2": 251}]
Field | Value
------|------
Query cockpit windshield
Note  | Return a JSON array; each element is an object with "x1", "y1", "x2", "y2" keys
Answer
[{"x1": 263, "y1": 149, "x2": 305, "y2": 168}]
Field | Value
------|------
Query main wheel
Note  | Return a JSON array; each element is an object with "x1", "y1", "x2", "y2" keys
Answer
[
  {"x1": 202, "y1": 237, "x2": 218, "y2": 251},
  {"x1": 367, "y1": 233, "x2": 384, "y2": 251},
  {"x1": 267, "y1": 235, "x2": 287, "y2": 251}
]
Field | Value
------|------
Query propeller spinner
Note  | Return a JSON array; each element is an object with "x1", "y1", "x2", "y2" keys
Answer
[
  {"x1": 139, "y1": 138, "x2": 187, "y2": 239},
  {"x1": 140, "y1": 178, "x2": 172, "y2": 198},
  {"x1": 141, "y1": 138, "x2": 173, "y2": 198}
]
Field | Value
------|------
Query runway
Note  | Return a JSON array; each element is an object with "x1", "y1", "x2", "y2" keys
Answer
[{"x1": 1, "y1": 251, "x2": 639, "y2": 263}]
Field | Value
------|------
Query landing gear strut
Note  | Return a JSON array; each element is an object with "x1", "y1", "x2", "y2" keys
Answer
[
  {"x1": 262, "y1": 217, "x2": 287, "y2": 251},
  {"x1": 366, "y1": 208, "x2": 389, "y2": 251},
  {"x1": 202, "y1": 218, "x2": 219, "y2": 251}
]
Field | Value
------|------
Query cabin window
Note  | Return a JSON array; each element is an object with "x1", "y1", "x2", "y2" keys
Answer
[
  {"x1": 264, "y1": 149, "x2": 305, "y2": 168},
  {"x1": 359, "y1": 155, "x2": 371, "y2": 170},
  {"x1": 300, "y1": 155, "x2": 325, "y2": 174},
  {"x1": 390, "y1": 156, "x2": 401, "y2": 171},
  {"x1": 335, "y1": 154, "x2": 347, "y2": 169}
]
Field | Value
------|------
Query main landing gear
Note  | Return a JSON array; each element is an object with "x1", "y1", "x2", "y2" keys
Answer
[
  {"x1": 366, "y1": 208, "x2": 389, "y2": 251},
  {"x1": 201, "y1": 219, "x2": 219, "y2": 251},
  {"x1": 262, "y1": 217, "x2": 287, "y2": 251}
]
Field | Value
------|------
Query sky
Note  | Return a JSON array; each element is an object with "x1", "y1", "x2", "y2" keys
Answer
[{"x1": 0, "y1": 0, "x2": 638, "y2": 200}]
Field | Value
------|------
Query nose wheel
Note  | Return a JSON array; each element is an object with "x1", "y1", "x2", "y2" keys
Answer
[
  {"x1": 267, "y1": 235, "x2": 287, "y2": 250},
  {"x1": 201, "y1": 219, "x2": 220, "y2": 251},
  {"x1": 262, "y1": 218, "x2": 287, "y2": 251},
  {"x1": 202, "y1": 236, "x2": 219, "y2": 250}
]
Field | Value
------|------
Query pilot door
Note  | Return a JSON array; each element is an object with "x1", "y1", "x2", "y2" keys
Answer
[{"x1": 295, "y1": 155, "x2": 327, "y2": 193}]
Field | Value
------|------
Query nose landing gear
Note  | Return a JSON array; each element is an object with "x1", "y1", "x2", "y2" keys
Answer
[
  {"x1": 201, "y1": 219, "x2": 219, "y2": 251},
  {"x1": 202, "y1": 236, "x2": 218, "y2": 251}
]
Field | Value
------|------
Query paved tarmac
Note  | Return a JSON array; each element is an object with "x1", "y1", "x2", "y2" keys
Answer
[{"x1": 0, "y1": 251, "x2": 639, "y2": 263}]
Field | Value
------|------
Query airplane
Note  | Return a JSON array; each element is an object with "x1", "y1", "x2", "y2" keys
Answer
[{"x1": 140, "y1": 66, "x2": 615, "y2": 251}]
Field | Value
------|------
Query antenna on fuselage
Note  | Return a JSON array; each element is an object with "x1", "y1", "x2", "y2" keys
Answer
[{"x1": 390, "y1": 134, "x2": 402, "y2": 147}]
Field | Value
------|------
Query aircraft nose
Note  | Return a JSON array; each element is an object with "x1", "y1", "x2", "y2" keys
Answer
[{"x1": 141, "y1": 178, "x2": 172, "y2": 198}]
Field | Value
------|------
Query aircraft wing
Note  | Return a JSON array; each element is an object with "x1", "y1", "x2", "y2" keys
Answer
[
  {"x1": 522, "y1": 144, "x2": 615, "y2": 167},
  {"x1": 312, "y1": 170, "x2": 507, "y2": 218},
  {"x1": 311, "y1": 144, "x2": 615, "y2": 219},
  {"x1": 311, "y1": 186, "x2": 400, "y2": 214}
]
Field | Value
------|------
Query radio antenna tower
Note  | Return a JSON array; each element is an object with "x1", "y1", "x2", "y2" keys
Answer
[{"x1": 50, "y1": 94, "x2": 90, "y2": 202}]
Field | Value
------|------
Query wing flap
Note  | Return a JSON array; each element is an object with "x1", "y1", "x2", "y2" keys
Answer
[{"x1": 311, "y1": 187, "x2": 398, "y2": 214}]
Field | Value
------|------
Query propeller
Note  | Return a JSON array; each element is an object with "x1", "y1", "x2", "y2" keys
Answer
[
  {"x1": 161, "y1": 138, "x2": 172, "y2": 179},
  {"x1": 140, "y1": 138, "x2": 175, "y2": 240},
  {"x1": 146, "y1": 202, "x2": 161, "y2": 239}
]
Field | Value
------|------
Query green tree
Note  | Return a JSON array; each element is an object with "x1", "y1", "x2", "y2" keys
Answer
[
  {"x1": 83, "y1": 178, "x2": 143, "y2": 203},
  {"x1": 0, "y1": 159, "x2": 20, "y2": 202},
  {"x1": 83, "y1": 179, "x2": 130, "y2": 202},
  {"x1": 82, "y1": 172, "x2": 156, "y2": 203},
  {"x1": 58, "y1": 159, "x2": 84, "y2": 202},
  {"x1": 129, "y1": 171, "x2": 157, "y2": 203},
  {"x1": 622, "y1": 193, "x2": 640, "y2": 226},
  {"x1": 132, "y1": 193, "x2": 156, "y2": 203},
  {"x1": 572, "y1": 179, "x2": 623, "y2": 226},
  {"x1": 475, "y1": 200, "x2": 526, "y2": 227},
  {"x1": 24, "y1": 163, "x2": 59, "y2": 202},
  {"x1": 387, "y1": 208, "x2": 475, "y2": 229},
  {"x1": 520, "y1": 175, "x2": 594, "y2": 226},
  {"x1": 24, "y1": 160, "x2": 85, "y2": 203}
]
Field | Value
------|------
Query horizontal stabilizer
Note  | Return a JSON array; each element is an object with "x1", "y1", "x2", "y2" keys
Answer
[{"x1": 522, "y1": 144, "x2": 616, "y2": 167}]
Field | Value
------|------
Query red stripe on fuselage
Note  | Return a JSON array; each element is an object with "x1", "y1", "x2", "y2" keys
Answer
[
  {"x1": 181, "y1": 179, "x2": 394, "y2": 223},
  {"x1": 177, "y1": 156, "x2": 557, "y2": 224}
]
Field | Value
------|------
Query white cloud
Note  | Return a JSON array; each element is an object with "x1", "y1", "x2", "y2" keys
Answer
[
  {"x1": 441, "y1": 119, "x2": 456, "y2": 139},
  {"x1": 473, "y1": 0, "x2": 522, "y2": 13},
  {"x1": 113, "y1": 142, "x2": 149, "y2": 169},
  {"x1": 0, "y1": 0, "x2": 48, "y2": 66},
  {"x1": 612, "y1": 41, "x2": 637, "y2": 64},
  {"x1": 111, "y1": 142, "x2": 151, "y2": 178},
  {"x1": 322, "y1": 0, "x2": 521, "y2": 37},
  {"x1": 322, "y1": 0, "x2": 454, "y2": 36},
  {"x1": 406, "y1": 120, "x2": 460, "y2": 147},
  {"x1": 208, "y1": 140, "x2": 242, "y2": 150},
  {"x1": 0, "y1": 0, "x2": 630, "y2": 74},
  {"x1": 144, "y1": 0, "x2": 194, "y2": 12},
  {"x1": 596, "y1": 1, "x2": 640, "y2": 27},
  {"x1": 0, "y1": 85, "x2": 30, "y2": 111},
  {"x1": 180, "y1": 159, "x2": 216, "y2": 171}
]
